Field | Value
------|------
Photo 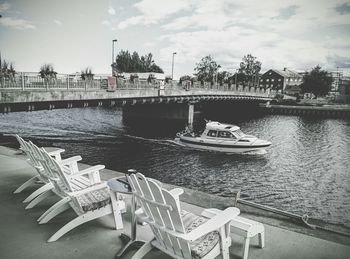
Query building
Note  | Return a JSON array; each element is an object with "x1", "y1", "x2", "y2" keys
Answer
[
  {"x1": 328, "y1": 70, "x2": 343, "y2": 93},
  {"x1": 336, "y1": 77, "x2": 350, "y2": 103},
  {"x1": 260, "y1": 68, "x2": 303, "y2": 95}
]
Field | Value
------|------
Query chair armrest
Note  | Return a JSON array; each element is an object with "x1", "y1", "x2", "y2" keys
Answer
[
  {"x1": 169, "y1": 188, "x2": 184, "y2": 208},
  {"x1": 154, "y1": 207, "x2": 240, "y2": 242},
  {"x1": 67, "y1": 182, "x2": 108, "y2": 197},
  {"x1": 185, "y1": 207, "x2": 240, "y2": 241},
  {"x1": 169, "y1": 188, "x2": 184, "y2": 197},
  {"x1": 59, "y1": 156, "x2": 82, "y2": 166},
  {"x1": 69, "y1": 165, "x2": 105, "y2": 177},
  {"x1": 44, "y1": 147, "x2": 65, "y2": 160},
  {"x1": 202, "y1": 208, "x2": 253, "y2": 231}
]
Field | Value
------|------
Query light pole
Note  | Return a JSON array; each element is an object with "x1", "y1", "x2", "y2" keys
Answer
[
  {"x1": 171, "y1": 52, "x2": 177, "y2": 80},
  {"x1": 235, "y1": 70, "x2": 238, "y2": 87},
  {"x1": 112, "y1": 39, "x2": 117, "y2": 64},
  {"x1": 215, "y1": 65, "x2": 221, "y2": 88}
]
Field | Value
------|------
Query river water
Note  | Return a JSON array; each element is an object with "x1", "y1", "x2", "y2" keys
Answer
[{"x1": 0, "y1": 107, "x2": 349, "y2": 229}]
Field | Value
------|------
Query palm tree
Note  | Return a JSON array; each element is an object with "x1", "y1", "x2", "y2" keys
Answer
[
  {"x1": 81, "y1": 67, "x2": 94, "y2": 80},
  {"x1": 0, "y1": 53, "x2": 16, "y2": 86},
  {"x1": 39, "y1": 64, "x2": 57, "y2": 88}
]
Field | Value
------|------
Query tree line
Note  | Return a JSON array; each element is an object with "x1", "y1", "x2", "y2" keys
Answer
[
  {"x1": 183, "y1": 54, "x2": 333, "y2": 98},
  {"x1": 189, "y1": 54, "x2": 262, "y2": 87},
  {"x1": 114, "y1": 50, "x2": 163, "y2": 73}
]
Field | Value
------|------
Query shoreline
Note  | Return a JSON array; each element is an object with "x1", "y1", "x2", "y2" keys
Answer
[{"x1": 260, "y1": 103, "x2": 350, "y2": 117}]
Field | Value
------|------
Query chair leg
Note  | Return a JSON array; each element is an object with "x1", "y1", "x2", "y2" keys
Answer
[
  {"x1": 38, "y1": 197, "x2": 70, "y2": 223},
  {"x1": 110, "y1": 191, "x2": 125, "y2": 230},
  {"x1": 22, "y1": 183, "x2": 53, "y2": 203},
  {"x1": 25, "y1": 190, "x2": 52, "y2": 209},
  {"x1": 258, "y1": 232, "x2": 265, "y2": 248},
  {"x1": 14, "y1": 175, "x2": 39, "y2": 194},
  {"x1": 47, "y1": 207, "x2": 111, "y2": 242},
  {"x1": 242, "y1": 237, "x2": 250, "y2": 259},
  {"x1": 131, "y1": 241, "x2": 153, "y2": 259},
  {"x1": 219, "y1": 227, "x2": 231, "y2": 259},
  {"x1": 112, "y1": 201, "x2": 124, "y2": 230}
]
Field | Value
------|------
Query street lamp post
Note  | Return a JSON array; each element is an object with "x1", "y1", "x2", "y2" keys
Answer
[
  {"x1": 215, "y1": 65, "x2": 221, "y2": 88},
  {"x1": 235, "y1": 70, "x2": 238, "y2": 88},
  {"x1": 112, "y1": 39, "x2": 117, "y2": 64},
  {"x1": 171, "y1": 52, "x2": 177, "y2": 80}
]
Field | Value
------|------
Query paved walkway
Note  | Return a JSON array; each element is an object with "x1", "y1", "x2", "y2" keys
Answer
[{"x1": 0, "y1": 146, "x2": 349, "y2": 259}]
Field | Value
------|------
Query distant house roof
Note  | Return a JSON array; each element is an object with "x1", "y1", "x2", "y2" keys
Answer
[
  {"x1": 269, "y1": 69, "x2": 302, "y2": 78},
  {"x1": 119, "y1": 72, "x2": 165, "y2": 80}
]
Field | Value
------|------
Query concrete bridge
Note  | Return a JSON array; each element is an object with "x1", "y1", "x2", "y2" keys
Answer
[{"x1": 0, "y1": 73, "x2": 272, "y2": 124}]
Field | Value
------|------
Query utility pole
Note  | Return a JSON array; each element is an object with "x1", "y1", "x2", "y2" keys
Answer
[
  {"x1": 112, "y1": 39, "x2": 117, "y2": 64},
  {"x1": 112, "y1": 39, "x2": 117, "y2": 75},
  {"x1": 171, "y1": 52, "x2": 177, "y2": 80}
]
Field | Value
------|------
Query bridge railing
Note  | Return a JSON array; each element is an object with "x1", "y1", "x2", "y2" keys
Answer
[
  {"x1": 0, "y1": 72, "x2": 272, "y2": 95},
  {"x1": 0, "y1": 72, "x2": 108, "y2": 91}
]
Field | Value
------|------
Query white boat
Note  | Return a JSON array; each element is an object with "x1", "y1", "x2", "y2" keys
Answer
[{"x1": 175, "y1": 121, "x2": 271, "y2": 153}]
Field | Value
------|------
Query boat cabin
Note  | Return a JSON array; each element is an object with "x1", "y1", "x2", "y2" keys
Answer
[{"x1": 202, "y1": 122, "x2": 245, "y2": 139}]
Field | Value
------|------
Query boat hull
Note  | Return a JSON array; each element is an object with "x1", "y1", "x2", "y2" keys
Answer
[{"x1": 177, "y1": 136, "x2": 271, "y2": 153}]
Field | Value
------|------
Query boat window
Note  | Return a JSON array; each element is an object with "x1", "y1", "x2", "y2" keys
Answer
[
  {"x1": 218, "y1": 131, "x2": 235, "y2": 138},
  {"x1": 233, "y1": 129, "x2": 245, "y2": 138},
  {"x1": 207, "y1": 130, "x2": 218, "y2": 137}
]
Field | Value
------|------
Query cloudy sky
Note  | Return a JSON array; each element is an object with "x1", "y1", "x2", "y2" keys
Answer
[{"x1": 0, "y1": 0, "x2": 349, "y2": 78}]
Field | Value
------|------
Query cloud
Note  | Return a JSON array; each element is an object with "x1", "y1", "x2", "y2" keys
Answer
[
  {"x1": 115, "y1": 0, "x2": 350, "y2": 73},
  {"x1": 0, "y1": 2, "x2": 10, "y2": 12},
  {"x1": 118, "y1": 15, "x2": 144, "y2": 29},
  {"x1": 163, "y1": 0, "x2": 232, "y2": 31},
  {"x1": 108, "y1": 6, "x2": 116, "y2": 15},
  {"x1": 117, "y1": 0, "x2": 192, "y2": 29},
  {"x1": 54, "y1": 19, "x2": 62, "y2": 26},
  {"x1": 101, "y1": 20, "x2": 111, "y2": 26},
  {"x1": 0, "y1": 17, "x2": 36, "y2": 30},
  {"x1": 274, "y1": 5, "x2": 299, "y2": 19},
  {"x1": 327, "y1": 55, "x2": 350, "y2": 68},
  {"x1": 335, "y1": 2, "x2": 350, "y2": 15}
]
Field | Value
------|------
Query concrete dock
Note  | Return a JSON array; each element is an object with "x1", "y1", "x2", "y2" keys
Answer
[{"x1": 0, "y1": 146, "x2": 349, "y2": 259}]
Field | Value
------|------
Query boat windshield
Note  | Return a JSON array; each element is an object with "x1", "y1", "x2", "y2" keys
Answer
[
  {"x1": 232, "y1": 129, "x2": 245, "y2": 138},
  {"x1": 218, "y1": 131, "x2": 236, "y2": 139}
]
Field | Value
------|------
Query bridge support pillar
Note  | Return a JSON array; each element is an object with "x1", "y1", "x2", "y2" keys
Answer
[
  {"x1": 123, "y1": 103, "x2": 199, "y2": 125},
  {"x1": 188, "y1": 102, "x2": 195, "y2": 130}
]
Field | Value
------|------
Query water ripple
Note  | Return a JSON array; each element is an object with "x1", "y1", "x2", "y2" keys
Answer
[{"x1": 1, "y1": 108, "x2": 350, "y2": 228}]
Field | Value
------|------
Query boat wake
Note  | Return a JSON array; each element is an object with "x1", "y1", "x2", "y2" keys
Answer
[
  {"x1": 124, "y1": 134, "x2": 181, "y2": 147},
  {"x1": 241, "y1": 149, "x2": 268, "y2": 155}
]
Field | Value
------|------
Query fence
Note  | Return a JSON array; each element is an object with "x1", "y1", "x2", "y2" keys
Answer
[
  {"x1": 0, "y1": 72, "x2": 106, "y2": 91},
  {"x1": 0, "y1": 72, "x2": 271, "y2": 95}
]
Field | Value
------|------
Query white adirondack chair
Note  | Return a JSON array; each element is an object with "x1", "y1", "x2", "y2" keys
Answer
[
  {"x1": 128, "y1": 173, "x2": 240, "y2": 259},
  {"x1": 28, "y1": 142, "x2": 114, "y2": 223},
  {"x1": 20, "y1": 140, "x2": 84, "y2": 209},
  {"x1": 13, "y1": 134, "x2": 64, "y2": 194},
  {"x1": 37, "y1": 147, "x2": 125, "y2": 242}
]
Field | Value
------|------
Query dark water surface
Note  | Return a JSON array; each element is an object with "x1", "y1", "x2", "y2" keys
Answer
[{"x1": 1, "y1": 107, "x2": 349, "y2": 229}]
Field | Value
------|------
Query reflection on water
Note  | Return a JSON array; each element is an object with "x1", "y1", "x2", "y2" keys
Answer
[{"x1": 0, "y1": 107, "x2": 350, "y2": 229}]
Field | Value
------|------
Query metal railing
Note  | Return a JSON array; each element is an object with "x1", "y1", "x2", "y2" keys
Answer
[
  {"x1": 0, "y1": 72, "x2": 106, "y2": 91},
  {"x1": 0, "y1": 72, "x2": 271, "y2": 95}
]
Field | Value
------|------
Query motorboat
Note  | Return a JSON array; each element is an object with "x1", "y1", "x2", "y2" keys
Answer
[{"x1": 175, "y1": 121, "x2": 271, "y2": 153}]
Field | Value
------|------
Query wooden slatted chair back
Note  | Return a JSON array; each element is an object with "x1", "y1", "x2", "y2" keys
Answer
[
  {"x1": 27, "y1": 141, "x2": 54, "y2": 180},
  {"x1": 14, "y1": 134, "x2": 28, "y2": 152},
  {"x1": 128, "y1": 173, "x2": 192, "y2": 258},
  {"x1": 15, "y1": 135, "x2": 42, "y2": 169},
  {"x1": 36, "y1": 147, "x2": 73, "y2": 194}
]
